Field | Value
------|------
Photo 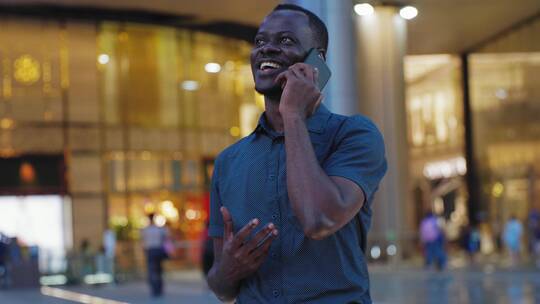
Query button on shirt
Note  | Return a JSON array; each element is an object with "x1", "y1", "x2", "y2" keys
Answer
[{"x1": 209, "y1": 105, "x2": 387, "y2": 304}]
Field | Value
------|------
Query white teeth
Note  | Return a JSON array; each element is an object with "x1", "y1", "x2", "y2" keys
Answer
[{"x1": 260, "y1": 61, "x2": 282, "y2": 70}]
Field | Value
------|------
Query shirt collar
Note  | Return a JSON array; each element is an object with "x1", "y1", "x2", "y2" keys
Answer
[{"x1": 254, "y1": 103, "x2": 331, "y2": 137}]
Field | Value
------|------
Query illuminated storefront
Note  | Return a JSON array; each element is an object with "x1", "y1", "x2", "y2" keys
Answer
[
  {"x1": 0, "y1": 16, "x2": 263, "y2": 272},
  {"x1": 405, "y1": 15, "x2": 540, "y2": 252},
  {"x1": 468, "y1": 15, "x2": 540, "y2": 241},
  {"x1": 405, "y1": 55, "x2": 468, "y2": 241}
]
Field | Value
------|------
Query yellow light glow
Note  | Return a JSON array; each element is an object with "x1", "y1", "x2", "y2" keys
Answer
[
  {"x1": 144, "y1": 203, "x2": 155, "y2": 214},
  {"x1": 14, "y1": 55, "x2": 40, "y2": 84},
  {"x1": 160, "y1": 200, "x2": 179, "y2": 219},
  {"x1": 492, "y1": 182, "x2": 504, "y2": 198},
  {"x1": 0, "y1": 118, "x2": 15, "y2": 129},
  {"x1": 205, "y1": 62, "x2": 221, "y2": 73},
  {"x1": 354, "y1": 3, "x2": 375, "y2": 16},
  {"x1": 155, "y1": 215, "x2": 167, "y2": 227},
  {"x1": 185, "y1": 209, "x2": 197, "y2": 220},
  {"x1": 230, "y1": 126, "x2": 240, "y2": 137},
  {"x1": 400, "y1": 6, "x2": 418, "y2": 20},
  {"x1": 98, "y1": 54, "x2": 110, "y2": 65}
]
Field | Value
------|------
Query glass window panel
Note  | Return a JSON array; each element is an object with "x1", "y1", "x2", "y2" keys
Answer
[{"x1": 69, "y1": 127, "x2": 100, "y2": 152}]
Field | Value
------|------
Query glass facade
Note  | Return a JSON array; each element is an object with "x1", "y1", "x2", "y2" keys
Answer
[
  {"x1": 469, "y1": 16, "x2": 540, "y2": 241},
  {"x1": 0, "y1": 16, "x2": 263, "y2": 271},
  {"x1": 405, "y1": 55, "x2": 467, "y2": 240}
]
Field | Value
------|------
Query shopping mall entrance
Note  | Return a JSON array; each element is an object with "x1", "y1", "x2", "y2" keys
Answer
[{"x1": 0, "y1": 195, "x2": 72, "y2": 274}]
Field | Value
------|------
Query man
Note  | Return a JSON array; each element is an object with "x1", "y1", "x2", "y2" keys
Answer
[
  {"x1": 207, "y1": 4, "x2": 387, "y2": 303},
  {"x1": 141, "y1": 213, "x2": 169, "y2": 297}
]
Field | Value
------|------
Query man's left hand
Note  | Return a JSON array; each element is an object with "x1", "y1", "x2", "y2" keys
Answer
[{"x1": 275, "y1": 63, "x2": 322, "y2": 120}]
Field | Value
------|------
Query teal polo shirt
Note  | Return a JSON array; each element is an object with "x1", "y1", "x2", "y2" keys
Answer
[{"x1": 209, "y1": 104, "x2": 387, "y2": 304}]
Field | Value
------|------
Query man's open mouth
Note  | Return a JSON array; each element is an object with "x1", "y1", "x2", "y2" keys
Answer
[{"x1": 259, "y1": 61, "x2": 283, "y2": 71}]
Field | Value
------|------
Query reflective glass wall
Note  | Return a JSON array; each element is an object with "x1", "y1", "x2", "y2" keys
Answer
[
  {"x1": 97, "y1": 22, "x2": 263, "y2": 269},
  {"x1": 0, "y1": 16, "x2": 263, "y2": 272},
  {"x1": 405, "y1": 55, "x2": 467, "y2": 241},
  {"x1": 470, "y1": 16, "x2": 540, "y2": 241}
]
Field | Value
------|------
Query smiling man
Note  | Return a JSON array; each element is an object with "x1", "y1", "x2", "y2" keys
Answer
[{"x1": 207, "y1": 4, "x2": 387, "y2": 304}]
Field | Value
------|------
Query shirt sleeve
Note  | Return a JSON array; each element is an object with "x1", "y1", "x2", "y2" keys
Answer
[
  {"x1": 208, "y1": 157, "x2": 224, "y2": 238},
  {"x1": 323, "y1": 116, "x2": 387, "y2": 203}
]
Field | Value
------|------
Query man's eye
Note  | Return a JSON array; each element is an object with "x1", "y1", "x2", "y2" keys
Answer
[{"x1": 281, "y1": 37, "x2": 293, "y2": 44}]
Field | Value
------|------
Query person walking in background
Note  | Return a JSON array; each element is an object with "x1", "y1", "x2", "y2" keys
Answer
[
  {"x1": 0, "y1": 233, "x2": 8, "y2": 288},
  {"x1": 527, "y1": 209, "x2": 540, "y2": 267},
  {"x1": 460, "y1": 224, "x2": 481, "y2": 265},
  {"x1": 503, "y1": 215, "x2": 523, "y2": 266},
  {"x1": 141, "y1": 213, "x2": 169, "y2": 298},
  {"x1": 102, "y1": 228, "x2": 116, "y2": 280},
  {"x1": 420, "y1": 211, "x2": 447, "y2": 270}
]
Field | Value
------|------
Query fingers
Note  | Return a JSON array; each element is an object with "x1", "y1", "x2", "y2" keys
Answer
[
  {"x1": 274, "y1": 70, "x2": 290, "y2": 89},
  {"x1": 231, "y1": 218, "x2": 260, "y2": 249},
  {"x1": 240, "y1": 223, "x2": 276, "y2": 254},
  {"x1": 311, "y1": 94, "x2": 323, "y2": 116},
  {"x1": 220, "y1": 207, "x2": 233, "y2": 241},
  {"x1": 290, "y1": 63, "x2": 316, "y2": 84},
  {"x1": 251, "y1": 230, "x2": 278, "y2": 261}
]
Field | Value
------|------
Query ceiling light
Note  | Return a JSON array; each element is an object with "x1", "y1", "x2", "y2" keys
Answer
[
  {"x1": 354, "y1": 3, "x2": 375, "y2": 16},
  {"x1": 399, "y1": 6, "x2": 418, "y2": 20},
  {"x1": 370, "y1": 246, "x2": 381, "y2": 259},
  {"x1": 205, "y1": 62, "x2": 221, "y2": 73}
]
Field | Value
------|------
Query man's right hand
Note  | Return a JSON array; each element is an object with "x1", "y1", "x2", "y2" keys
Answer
[{"x1": 215, "y1": 206, "x2": 278, "y2": 282}]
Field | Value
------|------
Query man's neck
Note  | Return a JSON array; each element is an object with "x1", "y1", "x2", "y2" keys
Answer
[{"x1": 264, "y1": 95, "x2": 284, "y2": 133}]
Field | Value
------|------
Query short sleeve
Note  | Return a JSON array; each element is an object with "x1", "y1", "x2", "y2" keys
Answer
[
  {"x1": 323, "y1": 116, "x2": 387, "y2": 202},
  {"x1": 208, "y1": 158, "x2": 224, "y2": 238}
]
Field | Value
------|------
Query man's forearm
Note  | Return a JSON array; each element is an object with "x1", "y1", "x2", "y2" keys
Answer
[
  {"x1": 283, "y1": 113, "x2": 344, "y2": 239},
  {"x1": 207, "y1": 263, "x2": 240, "y2": 301}
]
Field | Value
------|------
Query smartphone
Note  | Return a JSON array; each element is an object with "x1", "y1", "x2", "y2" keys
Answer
[{"x1": 304, "y1": 48, "x2": 332, "y2": 91}]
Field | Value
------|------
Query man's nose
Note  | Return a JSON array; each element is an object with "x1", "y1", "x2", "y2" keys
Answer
[{"x1": 260, "y1": 43, "x2": 281, "y2": 55}]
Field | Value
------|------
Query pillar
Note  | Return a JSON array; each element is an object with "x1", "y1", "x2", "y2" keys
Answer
[
  {"x1": 283, "y1": 0, "x2": 359, "y2": 115},
  {"x1": 355, "y1": 6, "x2": 411, "y2": 261}
]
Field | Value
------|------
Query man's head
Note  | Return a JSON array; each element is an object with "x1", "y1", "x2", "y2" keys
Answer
[
  {"x1": 250, "y1": 4, "x2": 328, "y2": 97},
  {"x1": 148, "y1": 213, "x2": 156, "y2": 225}
]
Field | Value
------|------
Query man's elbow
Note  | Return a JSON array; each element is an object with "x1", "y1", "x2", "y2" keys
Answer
[{"x1": 303, "y1": 215, "x2": 336, "y2": 240}]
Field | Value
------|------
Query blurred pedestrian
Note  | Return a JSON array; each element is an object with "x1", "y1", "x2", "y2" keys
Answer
[
  {"x1": 79, "y1": 238, "x2": 95, "y2": 276},
  {"x1": 460, "y1": 225, "x2": 481, "y2": 265},
  {"x1": 527, "y1": 209, "x2": 540, "y2": 253},
  {"x1": 420, "y1": 211, "x2": 447, "y2": 270},
  {"x1": 0, "y1": 233, "x2": 8, "y2": 288},
  {"x1": 141, "y1": 213, "x2": 169, "y2": 298},
  {"x1": 102, "y1": 228, "x2": 116, "y2": 280},
  {"x1": 503, "y1": 215, "x2": 523, "y2": 266}
]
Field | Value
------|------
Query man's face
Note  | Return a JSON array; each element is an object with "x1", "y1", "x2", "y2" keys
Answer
[{"x1": 250, "y1": 10, "x2": 316, "y2": 97}]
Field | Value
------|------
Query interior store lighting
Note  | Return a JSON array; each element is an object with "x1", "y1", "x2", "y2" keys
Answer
[
  {"x1": 387, "y1": 244, "x2": 397, "y2": 256},
  {"x1": 98, "y1": 54, "x2": 110, "y2": 65},
  {"x1": 205, "y1": 62, "x2": 221, "y2": 73},
  {"x1": 182, "y1": 80, "x2": 200, "y2": 91},
  {"x1": 354, "y1": 3, "x2": 375, "y2": 16},
  {"x1": 399, "y1": 6, "x2": 418, "y2": 20},
  {"x1": 370, "y1": 246, "x2": 381, "y2": 259}
]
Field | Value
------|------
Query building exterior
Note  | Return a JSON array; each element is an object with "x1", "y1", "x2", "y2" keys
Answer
[{"x1": 0, "y1": 0, "x2": 539, "y2": 275}]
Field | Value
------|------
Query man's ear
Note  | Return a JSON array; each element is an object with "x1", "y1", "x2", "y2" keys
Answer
[{"x1": 317, "y1": 48, "x2": 327, "y2": 61}]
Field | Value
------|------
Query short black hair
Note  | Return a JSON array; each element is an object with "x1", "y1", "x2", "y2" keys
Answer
[{"x1": 273, "y1": 4, "x2": 329, "y2": 52}]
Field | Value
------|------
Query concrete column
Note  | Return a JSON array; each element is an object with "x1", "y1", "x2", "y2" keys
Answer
[
  {"x1": 355, "y1": 7, "x2": 411, "y2": 261},
  {"x1": 283, "y1": 0, "x2": 359, "y2": 115}
]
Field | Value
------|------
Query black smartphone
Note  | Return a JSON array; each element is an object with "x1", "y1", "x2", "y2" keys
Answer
[{"x1": 304, "y1": 48, "x2": 331, "y2": 91}]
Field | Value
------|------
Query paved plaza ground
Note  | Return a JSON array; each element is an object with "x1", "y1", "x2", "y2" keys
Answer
[{"x1": 1, "y1": 265, "x2": 539, "y2": 303}]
